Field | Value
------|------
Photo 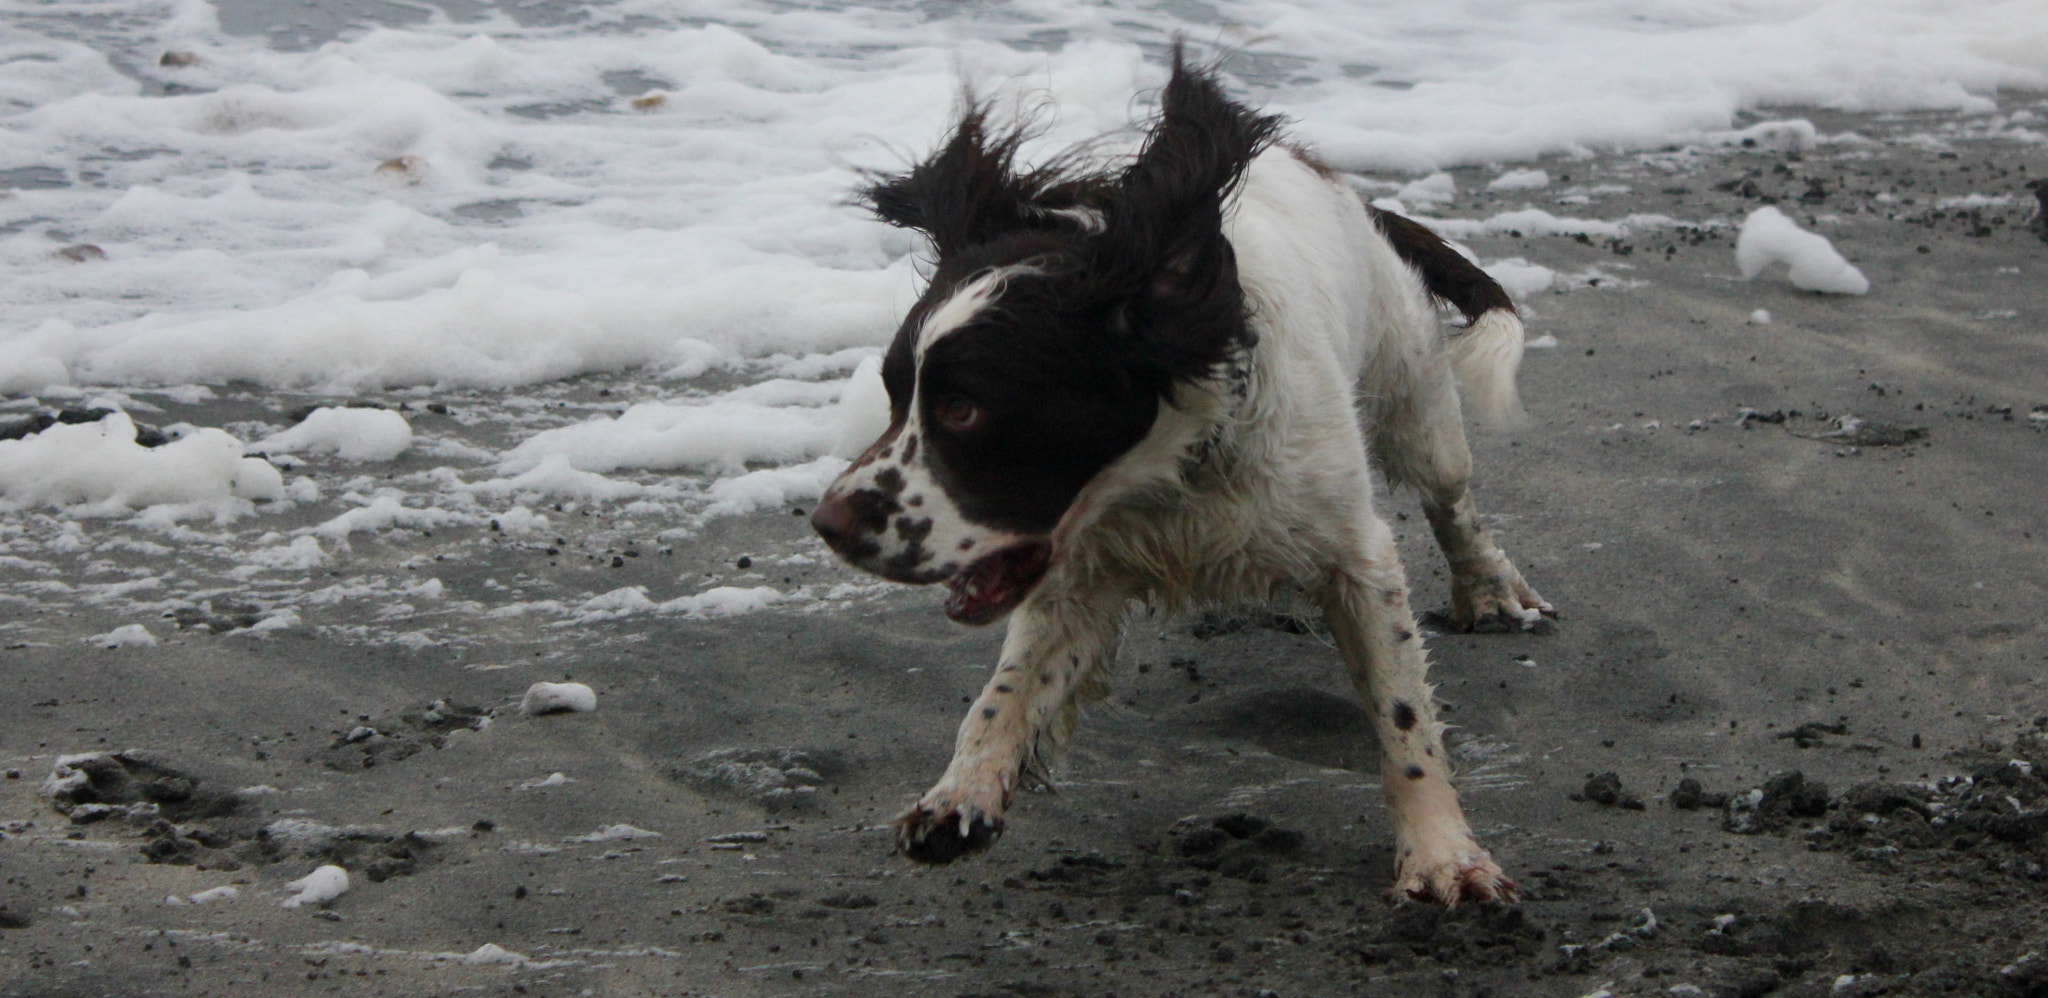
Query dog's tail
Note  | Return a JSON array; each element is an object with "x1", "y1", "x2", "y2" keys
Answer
[
  {"x1": 1445, "y1": 308, "x2": 1526, "y2": 430},
  {"x1": 1367, "y1": 205, "x2": 1528, "y2": 429}
]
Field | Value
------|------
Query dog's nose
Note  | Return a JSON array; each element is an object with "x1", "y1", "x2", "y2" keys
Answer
[{"x1": 810, "y1": 493, "x2": 864, "y2": 549}]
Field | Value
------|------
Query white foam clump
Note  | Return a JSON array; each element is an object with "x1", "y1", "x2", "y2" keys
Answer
[
  {"x1": 88, "y1": 624, "x2": 158, "y2": 648},
  {"x1": 237, "y1": 536, "x2": 330, "y2": 573},
  {"x1": 248, "y1": 407, "x2": 413, "y2": 462},
  {"x1": 462, "y1": 943, "x2": 529, "y2": 966},
  {"x1": 0, "y1": 356, "x2": 69, "y2": 395},
  {"x1": 1735, "y1": 207, "x2": 1870, "y2": 295},
  {"x1": 568, "y1": 823, "x2": 663, "y2": 843},
  {"x1": 1396, "y1": 172, "x2": 1457, "y2": 204},
  {"x1": 831, "y1": 355, "x2": 890, "y2": 459},
  {"x1": 312, "y1": 492, "x2": 474, "y2": 540},
  {"x1": 520, "y1": 681, "x2": 596, "y2": 715},
  {"x1": 1479, "y1": 258, "x2": 1556, "y2": 299},
  {"x1": 280, "y1": 865, "x2": 350, "y2": 908},
  {"x1": 1487, "y1": 169, "x2": 1551, "y2": 191},
  {"x1": 572, "y1": 585, "x2": 785, "y2": 624},
  {"x1": 1935, "y1": 193, "x2": 2013, "y2": 210},
  {"x1": 497, "y1": 401, "x2": 840, "y2": 477},
  {"x1": 701, "y1": 457, "x2": 848, "y2": 518},
  {"x1": 0, "y1": 412, "x2": 284, "y2": 514},
  {"x1": 1423, "y1": 208, "x2": 1675, "y2": 241},
  {"x1": 491, "y1": 505, "x2": 549, "y2": 537},
  {"x1": 237, "y1": 609, "x2": 302, "y2": 635},
  {"x1": 665, "y1": 585, "x2": 786, "y2": 618},
  {"x1": 468, "y1": 454, "x2": 657, "y2": 503}
]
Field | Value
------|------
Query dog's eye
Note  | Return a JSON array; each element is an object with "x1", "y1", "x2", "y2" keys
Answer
[{"x1": 934, "y1": 397, "x2": 986, "y2": 434}]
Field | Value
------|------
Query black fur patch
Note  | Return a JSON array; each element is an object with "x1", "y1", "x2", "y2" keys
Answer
[
  {"x1": 860, "y1": 46, "x2": 1282, "y2": 533},
  {"x1": 1367, "y1": 206, "x2": 1515, "y2": 322}
]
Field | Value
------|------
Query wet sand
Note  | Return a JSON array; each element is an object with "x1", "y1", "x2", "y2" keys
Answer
[{"x1": 4, "y1": 98, "x2": 2047, "y2": 997}]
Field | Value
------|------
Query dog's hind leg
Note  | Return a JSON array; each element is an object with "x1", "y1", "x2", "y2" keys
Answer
[
  {"x1": 894, "y1": 590, "x2": 1124, "y2": 863},
  {"x1": 1318, "y1": 512, "x2": 1515, "y2": 904},
  {"x1": 1370, "y1": 351, "x2": 1552, "y2": 633}
]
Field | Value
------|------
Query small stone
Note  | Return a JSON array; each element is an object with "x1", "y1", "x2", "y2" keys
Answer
[
  {"x1": 1212, "y1": 813, "x2": 1268, "y2": 839},
  {"x1": 1671, "y1": 777, "x2": 1728, "y2": 810},
  {"x1": 1177, "y1": 827, "x2": 1228, "y2": 857},
  {"x1": 520, "y1": 682, "x2": 596, "y2": 716}
]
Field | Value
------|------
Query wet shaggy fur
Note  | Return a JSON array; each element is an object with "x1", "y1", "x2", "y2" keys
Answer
[{"x1": 811, "y1": 47, "x2": 1554, "y2": 904}]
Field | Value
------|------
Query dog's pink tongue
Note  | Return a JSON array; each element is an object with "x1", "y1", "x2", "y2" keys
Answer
[
  {"x1": 943, "y1": 542, "x2": 1050, "y2": 625},
  {"x1": 942, "y1": 569, "x2": 1000, "y2": 624}
]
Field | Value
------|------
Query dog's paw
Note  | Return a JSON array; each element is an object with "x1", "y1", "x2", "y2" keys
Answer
[
  {"x1": 1453, "y1": 574, "x2": 1555, "y2": 634},
  {"x1": 1390, "y1": 847, "x2": 1518, "y2": 907},
  {"x1": 894, "y1": 800, "x2": 1003, "y2": 864},
  {"x1": 1466, "y1": 605, "x2": 1554, "y2": 634}
]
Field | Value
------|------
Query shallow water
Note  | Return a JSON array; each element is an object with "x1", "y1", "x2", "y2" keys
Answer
[{"x1": 1, "y1": 1, "x2": 2043, "y2": 468}]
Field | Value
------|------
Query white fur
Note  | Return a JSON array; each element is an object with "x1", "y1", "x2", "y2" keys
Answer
[
  {"x1": 1448, "y1": 310, "x2": 1528, "y2": 429},
  {"x1": 915, "y1": 267, "x2": 1021, "y2": 357}
]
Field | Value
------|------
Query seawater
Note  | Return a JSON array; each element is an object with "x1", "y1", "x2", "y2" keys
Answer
[{"x1": 2, "y1": 0, "x2": 2043, "y2": 394}]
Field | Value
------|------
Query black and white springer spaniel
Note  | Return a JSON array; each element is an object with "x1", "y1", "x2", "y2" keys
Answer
[{"x1": 811, "y1": 48, "x2": 1552, "y2": 905}]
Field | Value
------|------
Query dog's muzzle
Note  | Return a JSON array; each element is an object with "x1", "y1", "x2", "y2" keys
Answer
[
  {"x1": 809, "y1": 490, "x2": 883, "y2": 562},
  {"x1": 812, "y1": 489, "x2": 1052, "y2": 624}
]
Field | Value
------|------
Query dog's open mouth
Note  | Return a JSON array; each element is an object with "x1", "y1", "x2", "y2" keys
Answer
[{"x1": 942, "y1": 541, "x2": 1052, "y2": 625}]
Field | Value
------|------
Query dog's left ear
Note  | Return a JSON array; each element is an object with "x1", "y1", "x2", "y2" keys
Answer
[
  {"x1": 1095, "y1": 45, "x2": 1281, "y2": 380},
  {"x1": 860, "y1": 104, "x2": 1045, "y2": 256}
]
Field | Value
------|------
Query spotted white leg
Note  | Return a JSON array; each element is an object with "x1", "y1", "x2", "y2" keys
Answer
[
  {"x1": 1320, "y1": 516, "x2": 1516, "y2": 905},
  {"x1": 1421, "y1": 489, "x2": 1554, "y2": 633},
  {"x1": 1371, "y1": 366, "x2": 1552, "y2": 635},
  {"x1": 894, "y1": 589, "x2": 1125, "y2": 863}
]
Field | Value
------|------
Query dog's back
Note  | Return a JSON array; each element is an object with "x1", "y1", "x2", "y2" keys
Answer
[
  {"x1": 1230, "y1": 146, "x2": 1527, "y2": 434},
  {"x1": 1053, "y1": 144, "x2": 1530, "y2": 609}
]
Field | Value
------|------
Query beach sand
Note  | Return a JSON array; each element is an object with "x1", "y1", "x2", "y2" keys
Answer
[{"x1": 4, "y1": 99, "x2": 2047, "y2": 998}]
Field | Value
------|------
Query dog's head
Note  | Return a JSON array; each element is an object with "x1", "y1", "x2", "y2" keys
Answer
[{"x1": 811, "y1": 51, "x2": 1280, "y2": 624}]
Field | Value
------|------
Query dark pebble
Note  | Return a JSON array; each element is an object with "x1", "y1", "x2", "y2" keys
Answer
[
  {"x1": 1212, "y1": 813, "x2": 1268, "y2": 839},
  {"x1": 1672, "y1": 777, "x2": 1728, "y2": 810}
]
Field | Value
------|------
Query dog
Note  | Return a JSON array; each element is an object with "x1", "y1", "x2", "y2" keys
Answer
[{"x1": 810, "y1": 48, "x2": 1551, "y2": 905}]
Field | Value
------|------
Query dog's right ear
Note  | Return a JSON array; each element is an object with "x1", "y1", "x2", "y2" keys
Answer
[
  {"x1": 861, "y1": 105, "x2": 1042, "y2": 256},
  {"x1": 1092, "y1": 46, "x2": 1282, "y2": 385}
]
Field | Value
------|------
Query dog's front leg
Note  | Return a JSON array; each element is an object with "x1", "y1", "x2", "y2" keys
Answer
[
  {"x1": 1421, "y1": 489, "x2": 1554, "y2": 633},
  {"x1": 895, "y1": 590, "x2": 1124, "y2": 864},
  {"x1": 1320, "y1": 518, "x2": 1517, "y2": 905}
]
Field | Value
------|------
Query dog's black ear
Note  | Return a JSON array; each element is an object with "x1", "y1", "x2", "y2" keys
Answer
[
  {"x1": 1095, "y1": 45, "x2": 1281, "y2": 382},
  {"x1": 860, "y1": 105, "x2": 1046, "y2": 256}
]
